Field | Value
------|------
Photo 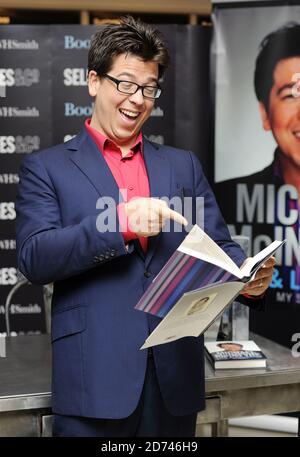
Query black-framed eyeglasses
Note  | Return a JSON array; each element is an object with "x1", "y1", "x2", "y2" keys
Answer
[{"x1": 102, "y1": 73, "x2": 162, "y2": 99}]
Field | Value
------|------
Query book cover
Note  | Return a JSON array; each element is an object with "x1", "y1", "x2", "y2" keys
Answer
[
  {"x1": 136, "y1": 224, "x2": 284, "y2": 349},
  {"x1": 135, "y1": 224, "x2": 284, "y2": 319},
  {"x1": 140, "y1": 281, "x2": 244, "y2": 349},
  {"x1": 204, "y1": 340, "x2": 267, "y2": 369}
]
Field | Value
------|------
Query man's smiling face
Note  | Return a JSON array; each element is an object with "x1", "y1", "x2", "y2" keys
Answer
[
  {"x1": 259, "y1": 56, "x2": 300, "y2": 168},
  {"x1": 88, "y1": 53, "x2": 158, "y2": 149}
]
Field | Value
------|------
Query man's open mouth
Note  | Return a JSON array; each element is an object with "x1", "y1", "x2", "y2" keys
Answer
[
  {"x1": 119, "y1": 108, "x2": 140, "y2": 120},
  {"x1": 293, "y1": 131, "x2": 300, "y2": 139}
]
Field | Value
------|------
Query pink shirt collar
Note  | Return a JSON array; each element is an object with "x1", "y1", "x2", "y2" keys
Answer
[{"x1": 85, "y1": 118, "x2": 143, "y2": 155}]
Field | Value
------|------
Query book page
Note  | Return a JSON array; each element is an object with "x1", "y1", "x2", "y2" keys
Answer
[
  {"x1": 177, "y1": 225, "x2": 243, "y2": 278},
  {"x1": 239, "y1": 239, "x2": 285, "y2": 279}
]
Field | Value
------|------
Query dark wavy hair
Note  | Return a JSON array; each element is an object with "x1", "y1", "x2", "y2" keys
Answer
[
  {"x1": 254, "y1": 22, "x2": 300, "y2": 110},
  {"x1": 88, "y1": 16, "x2": 170, "y2": 79}
]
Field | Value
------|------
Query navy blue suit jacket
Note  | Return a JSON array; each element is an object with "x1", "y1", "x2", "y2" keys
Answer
[{"x1": 16, "y1": 128, "x2": 248, "y2": 419}]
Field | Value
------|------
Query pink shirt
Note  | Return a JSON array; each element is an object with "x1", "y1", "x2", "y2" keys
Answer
[{"x1": 85, "y1": 119, "x2": 150, "y2": 252}]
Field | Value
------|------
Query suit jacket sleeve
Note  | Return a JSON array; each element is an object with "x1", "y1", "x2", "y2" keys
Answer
[{"x1": 15, "y1": 153, "x2": 128, "y2": 285}]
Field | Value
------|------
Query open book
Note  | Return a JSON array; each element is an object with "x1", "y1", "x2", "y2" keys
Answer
[{"x1": 135, "y1": 224, "x2": 284, "y2": 349}]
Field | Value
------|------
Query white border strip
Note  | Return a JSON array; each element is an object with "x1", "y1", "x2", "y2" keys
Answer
[{"x1": 229, "y1": 415, "x2": 298, "y2": 434}]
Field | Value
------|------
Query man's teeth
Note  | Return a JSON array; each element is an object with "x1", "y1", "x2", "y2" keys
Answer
[
  {"x1": 294, "y1": 132, "x2": 300, "y2": 138},
  {"x1": 120, "y1": 109, "x2": 139, "y2": 119}
]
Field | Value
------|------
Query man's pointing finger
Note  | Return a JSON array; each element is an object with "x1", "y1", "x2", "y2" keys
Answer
[{"x1": 160, "y1": 206, "x2": 188, "y2": 226}]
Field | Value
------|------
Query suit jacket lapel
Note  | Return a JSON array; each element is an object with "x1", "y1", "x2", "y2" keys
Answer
[
  {"x1": 69, "y1": 129, "x2": 122, "y2": 206},
  {"x1": 143, "y1": 138, "x2": 171, "y2": 268},
  {"x1": 68, "y1": 130, "x2": 171, "y2": 266}
]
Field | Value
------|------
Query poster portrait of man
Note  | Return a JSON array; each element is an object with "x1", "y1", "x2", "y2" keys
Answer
[{"x1": 213, "y1": 4, "x2": 300, "y2": 348}]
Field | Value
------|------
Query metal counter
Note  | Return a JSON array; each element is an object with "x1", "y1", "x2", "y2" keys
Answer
[
  {"x1": 1, "y1": 333, "x2": 300, "y2": 436},
  {"x1": 0, "y1": 335, "x2": 51, "y2": 436},
  {"x1": 198, "y1": 334, "x2": 300, "y2": 436}
]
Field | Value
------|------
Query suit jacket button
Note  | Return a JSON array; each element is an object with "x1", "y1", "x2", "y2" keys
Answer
[
  {"x1": 144, "y1": 270, "x2": 151, "y2": 278},
  {"x1": 93, "y1": 256, "x2": 100, "y2": 263},
  {"x1": 110, "y1": 249, "x2": 116, "y2": 256},
  {"x1": 98, "y1": 255, "x2": 104, "y2": 262},
  {"x1": 105, "y1": 253, "x2": 110, "y2": 260}
]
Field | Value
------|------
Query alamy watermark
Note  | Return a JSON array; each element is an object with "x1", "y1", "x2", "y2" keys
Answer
[
  {"x1": 291, "y1": 73, "x2": 300, "y2": 98},
  {"x1": 95, "y1": 192, "x2": 204, "y2": 234},
  {"x1": 291, "y1": 333, "x2": 300, "y2": 358}
]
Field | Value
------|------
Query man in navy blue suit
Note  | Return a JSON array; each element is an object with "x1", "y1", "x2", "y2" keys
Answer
[{"x1": 15, "y1": 16, "x2": 275, "y2": 437}]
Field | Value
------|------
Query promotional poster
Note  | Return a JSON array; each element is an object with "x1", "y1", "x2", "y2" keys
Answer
[{"x1": 213, "y1": 2, "x2": 300, "y2": 347}]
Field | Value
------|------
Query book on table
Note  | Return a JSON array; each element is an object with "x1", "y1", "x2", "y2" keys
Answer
[
  {"x1": 204, "y1": 340, "x2": 267, "y2": 369},
  {"x1": 135, "y1": 224, "x2": 284, "y2": 349}
]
